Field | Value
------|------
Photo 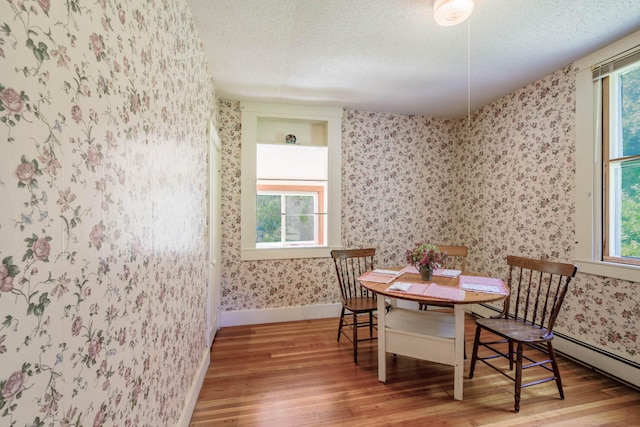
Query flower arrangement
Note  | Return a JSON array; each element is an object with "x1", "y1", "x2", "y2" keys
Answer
[{"x1": 406, "y1": 243, "x2": 447, "y2": 277}]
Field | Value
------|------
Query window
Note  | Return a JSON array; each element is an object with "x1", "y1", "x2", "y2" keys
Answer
[
  {"x1": 240, "y1": 102, "x2": 342, "y2": 260},
  {"x1": 602, "y1": 64, "x2": 640, "y2": 265},
  {"x1": 575, "y1": 30, "x2": 640, "y2": 281}
]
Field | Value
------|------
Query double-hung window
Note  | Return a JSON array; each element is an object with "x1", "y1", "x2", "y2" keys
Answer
[
  {"x1": 575, "y1": 30, "x2": 640, "y2": 280},
  {"x1": 240, "y1": 102, "x2": 342, "y2": 260}
]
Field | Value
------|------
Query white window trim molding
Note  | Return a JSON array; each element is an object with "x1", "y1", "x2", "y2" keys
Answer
[
  {"x1": 240, "y1": 102, "x2": 343, "y2": 261},
  {"x1": 574, "y1": 29, "x2": 640, "y2": 282}
]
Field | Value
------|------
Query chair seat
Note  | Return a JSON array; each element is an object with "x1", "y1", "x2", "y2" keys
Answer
[
  {"x1": 476, "y1": 318, "x2": 553, "y2": 343},
  {"x1": 343, "y1": 297, "x2": 379, "y2": 313}
]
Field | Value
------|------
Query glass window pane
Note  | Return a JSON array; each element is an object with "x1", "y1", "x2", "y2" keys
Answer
[
  {"x1": 620, "y1": 158, "x2": 640, "y2": 258},
  {"x1": 285, "y1": 195, "x2": 314, "y2": 215},
  {"x1": 256, "y1": 194, "x2": 281, "y2": 243},
  {"x1": 285, "y1": 195, "x2": 315, "y2": 242},
  {"x1": 620, "y1": 65, "x2": 640, "y2": 158}
]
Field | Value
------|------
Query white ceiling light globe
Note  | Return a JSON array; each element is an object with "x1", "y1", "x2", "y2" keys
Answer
[{"x1": 433, "y1": 0, "x2": 475, "y2": 26}]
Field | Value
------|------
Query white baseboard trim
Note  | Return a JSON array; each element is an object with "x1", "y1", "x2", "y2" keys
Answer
[
  {"x1": 471, "y1": 304, "x2": 640, "y2": 390},
  {"x1": 178, "y1": 347, "x2": 210, "y2": 427},
  {"x1": 220, "y1": 303, "x2": 342, "y2": 327}
]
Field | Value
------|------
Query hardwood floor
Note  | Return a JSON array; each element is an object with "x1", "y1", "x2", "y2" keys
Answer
[{"x1": 190, "y1": 314, "x2": 640, "y2": 426}]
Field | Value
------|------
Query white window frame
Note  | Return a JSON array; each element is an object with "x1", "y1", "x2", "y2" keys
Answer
[
  {"x1": 574, "y1": 29, "x2": 640, "y2": 281},
  {"x1": 240, "y1": 102, "x2": 342, "y2": 260}
]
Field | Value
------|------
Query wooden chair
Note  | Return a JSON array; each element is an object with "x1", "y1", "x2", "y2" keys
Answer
[
  {"x1": 468, "y1": 255, "x2": 577, "y2": 412},
  {"x1": 437, "y1": 244, "x2": 468, "y2": 271},
  {"x1": 331, "y1": 248, "x2": 382, "y2": 364}
]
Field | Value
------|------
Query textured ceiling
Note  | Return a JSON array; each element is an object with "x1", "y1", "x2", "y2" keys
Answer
[{"x1": 187, "y1": 0, "x2": 640, "y2": 118}]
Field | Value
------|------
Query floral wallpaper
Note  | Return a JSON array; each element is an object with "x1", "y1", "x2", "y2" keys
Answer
[
  {"x1": 217, "y1": 101, "x2": 460, "y2": 311},
  {"x1": 218, "y1": 63, "x2": 638, "y2": 364},
  {"x1": 458, "y1": 65, "x2": 639, "y2": 362},
  {"x1": 1, "y1": 0, "x2": 213, "y2": 426}
]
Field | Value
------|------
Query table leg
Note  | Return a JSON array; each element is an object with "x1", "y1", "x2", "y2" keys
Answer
[
  {"x1": 453, "y1": 304, "x2": 464, "y2": 400},
  {"x1": 377, "y1": 295, "x2": 387, "y2": 383}
]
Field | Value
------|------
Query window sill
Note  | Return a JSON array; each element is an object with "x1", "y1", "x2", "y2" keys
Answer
[
  {"x1": 574, "y1": 259, "x2": 640, "y2": 283},
  {"x1": 241, "y1": 246, "x2": 342, "y2": 261}
]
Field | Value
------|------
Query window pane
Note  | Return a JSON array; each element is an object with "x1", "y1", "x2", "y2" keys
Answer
[
  {"x1": 620, "y1": 159, "x2": 640, "y2": 258},
  {"x1": 284, "y1": 195, "x2": 315, "y2": 243},
  {"x1": 256, "y1": 194, "x2": 281, "y2": 243},
  {"x1": 620, "y1": 65, "x2": 640, "y2": 158}
]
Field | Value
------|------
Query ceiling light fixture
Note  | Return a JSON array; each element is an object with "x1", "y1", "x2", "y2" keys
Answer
[{"x1": 433, "y1": 0, "x2": 475, "y2": 26}]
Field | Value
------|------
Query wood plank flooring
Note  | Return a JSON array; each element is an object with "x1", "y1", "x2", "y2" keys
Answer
[{"x1": 189, "y1": 313, "x2": 640, "y2": 426}]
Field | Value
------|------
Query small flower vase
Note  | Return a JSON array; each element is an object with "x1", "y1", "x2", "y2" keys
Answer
[{"x1": 419, "y1": 265, "x2": 433, "y2": 281}]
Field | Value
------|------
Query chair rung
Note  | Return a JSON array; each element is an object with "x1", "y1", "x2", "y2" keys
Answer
[
  {"x1": 341, "y1": 321, "x2": 378, "y2": 330},
  {"x1": 480, "y1": 343, "x2": 512, "y2": 363},
  {"x1": 522, "y1": 376, "x2": 557, "y2": 388},
  {"x1": 339, "y1": 332, "x2": 354, "y2": 344},
  {"x1": 475, "y1": 351, "x2": 559, "y2": 387},
  {"x1": 478, "y1": 354, "x2": 503, "y2": 362},
  {"x1": 477, "y1": 359, "x2": 516, "y2": 382},
  {"x1": 478, "y1": 345, "x2": 556, "y2": 371},
  {"x1": 339, "y1": 330, "x2": 377, "y2": 343},
  {"x1": 522, "y1": 359, "x2": 553, "y2": 370},
  {"x1": 483, "y1": 339, "x2": 509, "y2": 346}
]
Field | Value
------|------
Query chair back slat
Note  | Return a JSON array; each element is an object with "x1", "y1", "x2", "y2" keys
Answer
[
  {"x1": 538, "y1": 273, "x2": 560, "y2": 328},
  {"x1": 547, "y1": 274, "x2": 571, "y2": 333},
  {"x1": 502, "y1": 255, "x2": 577, "y2": 336},
  {"x1": 528, "y1": 268, "x2": 542, "y2": 325},
  {"x1": 331, "y1": 248, "x2": 376, "y2": 302}
]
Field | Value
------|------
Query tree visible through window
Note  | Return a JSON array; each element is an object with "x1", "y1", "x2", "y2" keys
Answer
[
  {"x1": 620, "y1": 66, "x2": 640, "y2": 257},
  {"x1": 256, "y1": 194, "x2": 281, "y2": 243}
]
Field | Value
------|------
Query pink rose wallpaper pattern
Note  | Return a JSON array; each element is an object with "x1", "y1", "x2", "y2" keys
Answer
[{"x1": 1, "y1": 0, "x2": 213, "y2": 426}]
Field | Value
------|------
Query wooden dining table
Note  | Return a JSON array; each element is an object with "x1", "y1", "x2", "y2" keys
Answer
[{"x1": 358, "y1": 269, "x2": 508, "y2": 401}]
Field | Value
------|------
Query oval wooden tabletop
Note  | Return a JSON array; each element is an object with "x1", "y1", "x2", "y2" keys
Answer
[{"x1": 358, "y1": 270, "x2": 508, "y2": 306}]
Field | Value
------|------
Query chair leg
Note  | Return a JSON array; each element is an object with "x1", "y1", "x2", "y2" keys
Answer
[
  {"x1": 352, "y1": 312, "x2": 358, "y2": 364},
  {"x1": 514, "y1": 343, "x2": 523, "y2": 413},
  {"x1": 547, "y1": 342, "x2": 565, "y2": 399},
  {"x1": 369, "y1": 311, "x2": 373, "y2": 337},
  {"x1": 468, "y1": 325, "x2": 482, "y2": 378},
  {"x1": 337, "y1": 307, "x2": 345, "y2": 342}
]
